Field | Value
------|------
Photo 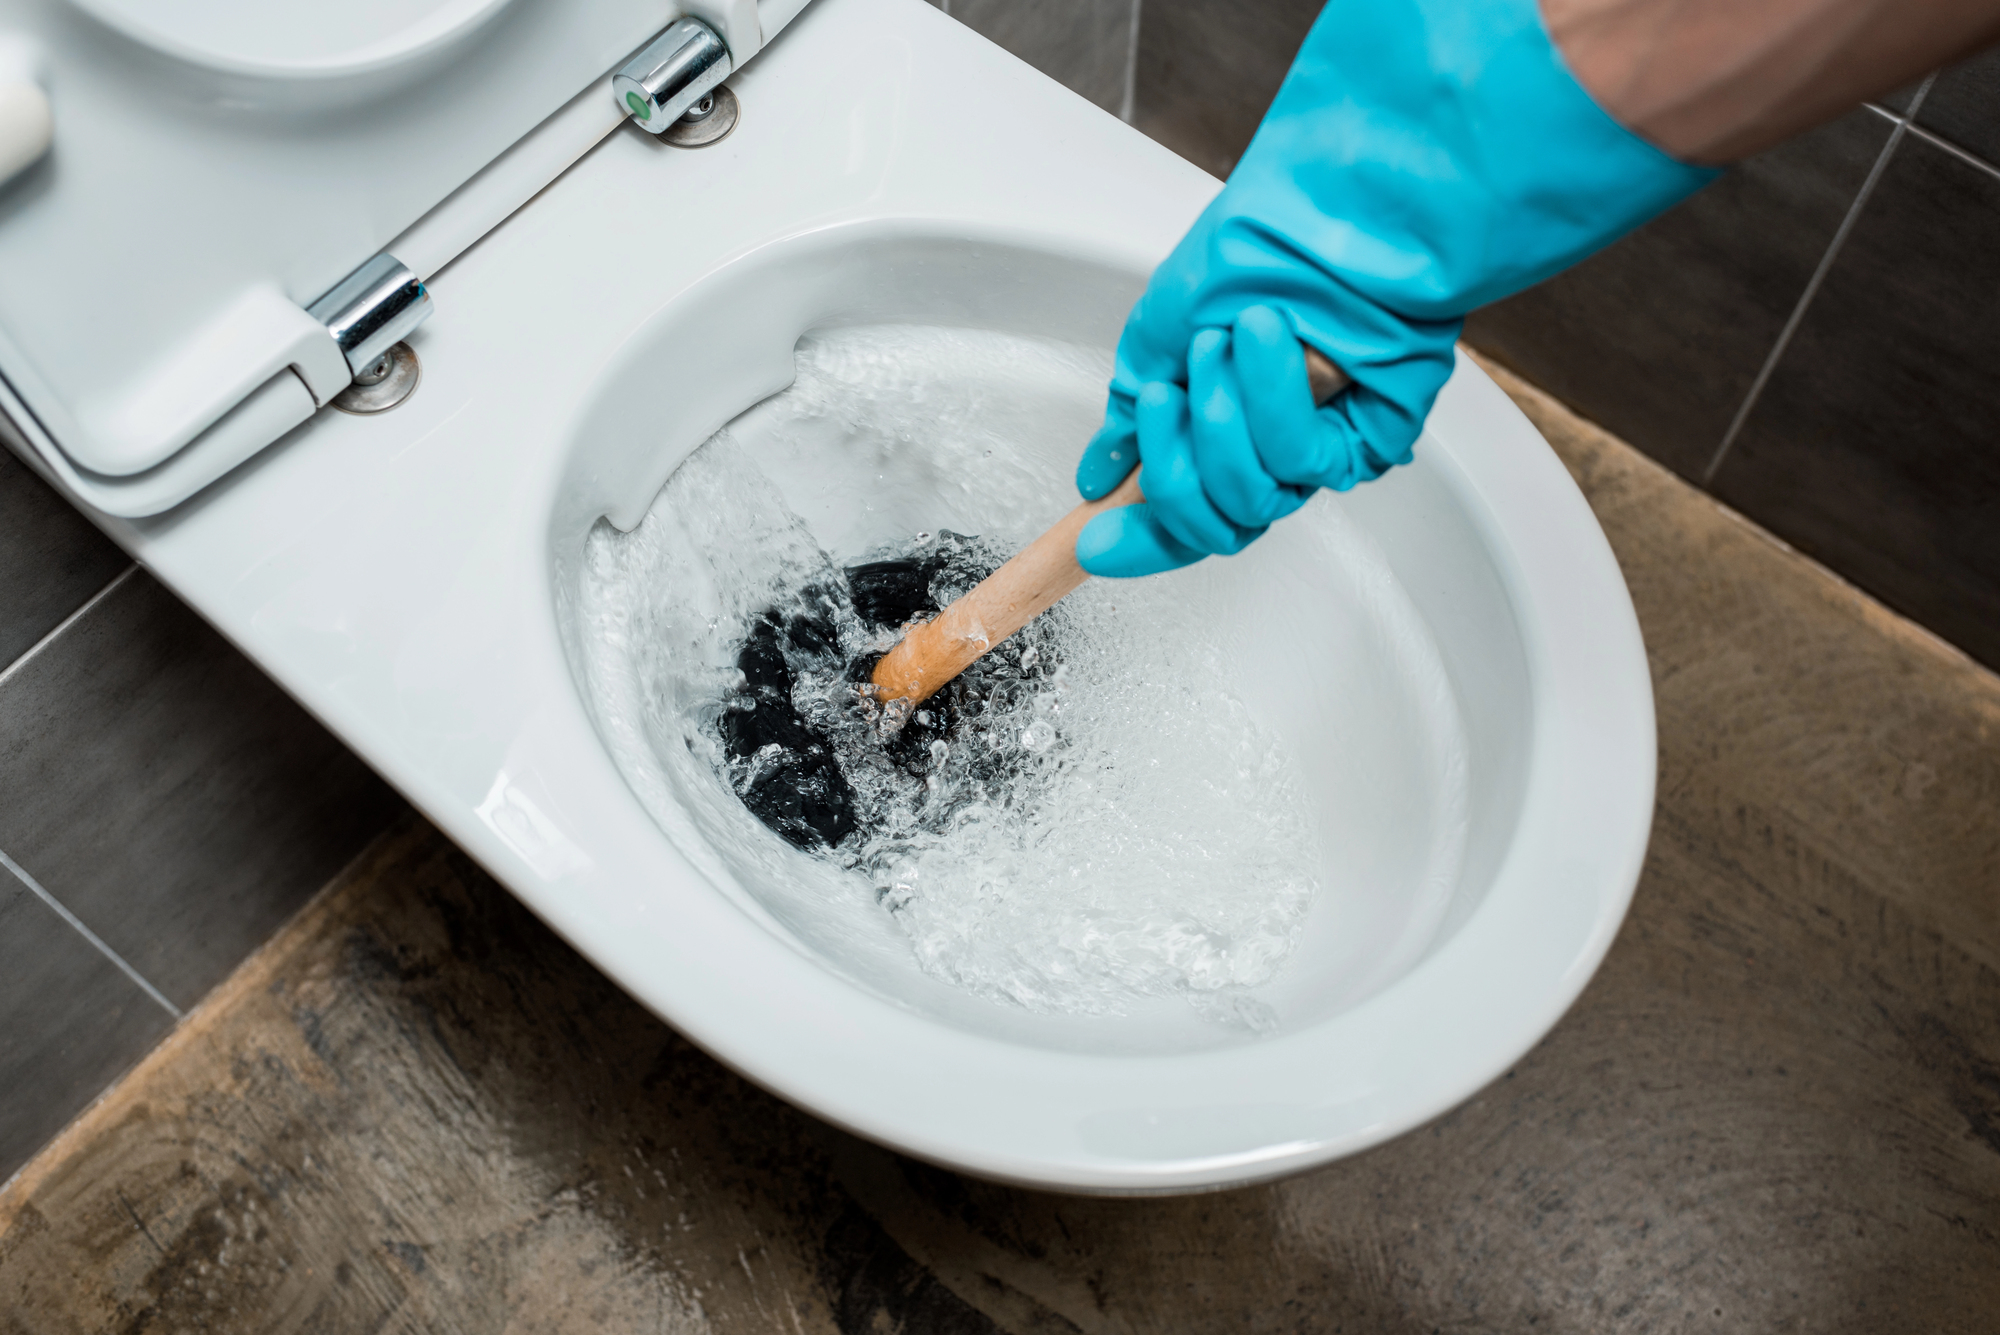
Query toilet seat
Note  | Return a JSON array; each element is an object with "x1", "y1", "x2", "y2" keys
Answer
[
  {"x1": 2, "y1": 0, "x2": 1655, "y2": 1190},
  {"x1": 0, "y1": 0, "x2": 803, "y2": 513}
]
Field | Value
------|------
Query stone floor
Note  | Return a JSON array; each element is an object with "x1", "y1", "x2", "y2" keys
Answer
[{"x1": 2, "y1": 363, "x2": 1996, "y2": 1334}]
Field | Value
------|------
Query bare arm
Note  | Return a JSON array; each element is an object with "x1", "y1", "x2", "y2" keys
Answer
[{"x1": 1543, "y1": 0, "x2": 2000, "y2": 162}]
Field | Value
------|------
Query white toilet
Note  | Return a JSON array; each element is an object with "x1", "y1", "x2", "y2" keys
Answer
[{"x1": 0, "y1": 0, "x2": 1655, "y2": 1191}]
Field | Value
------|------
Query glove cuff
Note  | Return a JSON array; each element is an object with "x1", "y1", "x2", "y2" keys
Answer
[{"x1": 1238, "y1": 0, "x2": 1720, "y2": 321}]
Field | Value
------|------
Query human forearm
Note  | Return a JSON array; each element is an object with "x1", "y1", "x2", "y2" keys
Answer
[
  {"x1": 1544, "y1": 0, "x2": 2000, "y2": 162},
  {"x1": 1074, "y1": 0, "x2": 1721, "y2": 576}
]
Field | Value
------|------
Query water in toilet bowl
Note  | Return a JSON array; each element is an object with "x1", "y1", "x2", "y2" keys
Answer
[
  {"x1": 706, "y1": 527, "x2": 1054, "y2": 854},
  {"x1": 576, "y1": 326, "x2": 1468, "y2": 1027}
]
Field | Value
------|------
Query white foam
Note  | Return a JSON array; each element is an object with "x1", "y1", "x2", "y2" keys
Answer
[{"x1": 575, "y1": 325, "x2": 1469, "y2": 1030}]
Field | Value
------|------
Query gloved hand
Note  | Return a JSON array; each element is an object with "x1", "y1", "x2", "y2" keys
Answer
[{"x1": 1074, "y1": 0, "x2": 1720, "y2": 578}]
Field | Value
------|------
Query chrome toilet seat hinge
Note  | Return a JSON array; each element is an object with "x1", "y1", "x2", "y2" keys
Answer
[
  {"x1": 307, "y1": 253, "x2": 431, "y2": 413},
  {"x1": 615, "y1": 16, "x2": 733, "y2": 134},
  {"x1": 307, "y1": 253, "x2": 432, "y2": 381}
]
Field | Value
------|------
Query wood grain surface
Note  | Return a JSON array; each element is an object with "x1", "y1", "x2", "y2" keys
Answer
[{"x1": 2, "y1": 358, "x2": 1996, "y2": 1334}]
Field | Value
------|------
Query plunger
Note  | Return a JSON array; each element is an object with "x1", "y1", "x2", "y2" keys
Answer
[{"x1": 870, "y1": 345, "x2": 1349, "y2": 708}]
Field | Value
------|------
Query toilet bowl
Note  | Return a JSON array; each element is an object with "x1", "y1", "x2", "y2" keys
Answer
[{"x1": 4, "y1": 0, "x2": 1654, "y2": 1191}]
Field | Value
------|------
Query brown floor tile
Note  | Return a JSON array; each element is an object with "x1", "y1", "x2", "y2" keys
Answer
[
  {"x1": 2, "y1": 370, "x2": 1996, "y2": 1332},
  {"x1": 935, "y1": 0, "x2": 1136, "y2": 117}
]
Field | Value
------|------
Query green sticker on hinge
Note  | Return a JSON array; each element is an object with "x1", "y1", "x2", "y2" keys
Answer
[{"x1": 626, "y1": 90, "x2": 650, "y2": 118}]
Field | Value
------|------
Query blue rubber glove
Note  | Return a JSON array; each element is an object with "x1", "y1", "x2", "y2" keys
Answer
[{"x1": 1075, "y1": 0, "x2": 1720, "y2": 578}]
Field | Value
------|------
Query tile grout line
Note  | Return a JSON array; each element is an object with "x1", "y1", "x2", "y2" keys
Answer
[
  {"x1": 1863, "y1": 99, "x2": 2000, "y2": 183},
  {"x1": 1701, "y1": 75, "x2": 1935, "y2": 486},
  {"x1": 0, "y1": 563, "x2": 139, "y2": 691},
  {"x1": 0, "y1": 559, "x2": 176, "y2": 1017},
  {"x1": 1904, "y1": 119, "x2": 2000, "y2": 184},
  {"x1": 1119, "y1": 0, "x2": 1142, "y2": 124},
  {"x1": 0, "y1": 845, "x2": 182, "y2": 1019}
]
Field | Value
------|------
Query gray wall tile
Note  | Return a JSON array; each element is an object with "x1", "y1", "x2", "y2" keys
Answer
[
  {"x1": 0, "y1": 571, "x2": 403, "y2": 1011},
  {"x1": 932, "y1": 0, "x2": 1137, "y2": 116},
  {"x1": 1464, "y1": 110, "x2": 1891, "y2": 483},
  {"x1": 1711, "y1": 132, "x2": 2000, "y2": 668},
  {"x1": 1129, "y1": 0, "x2": 1322, "y2": 176},
  {"x1": 0, "y1": 873, "x2": 174, "y2": 1180},
  {"x1": 1912, "y1": 48, "x2": 2000, "y2": 167},
  {"x1": 1882, "y1": 80, "x2": 1922, "y2": 115},
  {"x1": 0, "y1": 421, "x2": 132, "y2": 670}
]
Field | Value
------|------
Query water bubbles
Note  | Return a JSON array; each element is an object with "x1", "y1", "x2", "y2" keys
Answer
[
  {"x1": 879, "y1": 696, "x2": 914, "y2": 734},
  {"x1": 878, "y1": 878, "x2": 915, "y2": 913},
  {"x1": 576, "y1": 324, "x2": 1323, "y2": 1022}
]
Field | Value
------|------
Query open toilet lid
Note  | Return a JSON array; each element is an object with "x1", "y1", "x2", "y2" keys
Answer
[{"x1": 0, "y1": 0, "x2": 808, "y2": 516}]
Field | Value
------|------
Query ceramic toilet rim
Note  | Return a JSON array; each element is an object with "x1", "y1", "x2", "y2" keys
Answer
[
  {"x1": 334, "y1": 244, "x2": 1656, "y2": 1192},
  {"x1": 521, "y1": 327, "x2": 1652, "y2": 1191},
  {"x1": 95, "y1": 0, "x2": 1656, "y2": 1192}
]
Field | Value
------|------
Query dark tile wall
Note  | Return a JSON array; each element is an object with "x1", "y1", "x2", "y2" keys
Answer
[
  {"x1": 927, "y1": 0, "x2": 1139, "y2": 117},
  {"x1": 0, "y1": 428, "x2": 402, "y2": 1183},
  {"x1": 1916, "y1": 50, "x2": 2000, "y2": 165},
  {"x1": 1465, "y1": 110, "x2": 1893, "y2": 483},
  {"x1": 1130, "y1": 0, "x2": 1323, "y2": 177},
  {"x1": 1474, "y1": 78, "x2": 2000, "y2": 670},
  {"x1": 0, "y1": 448, "x2": 128, "y2": 667},
  {"x1": 1113, "y1": 7, "x2": 2000, "y2": 671},
  {"x1": 1709, "y1": 129, "x2": 2000, "y2": 663},
  {"x1": 0, "y1": 865, "x2": 175, "y2": 1176}
]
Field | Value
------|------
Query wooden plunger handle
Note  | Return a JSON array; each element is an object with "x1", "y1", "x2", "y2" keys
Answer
[{"x1": 871, "y1": 345, "x2": 1350, "y2": 707}]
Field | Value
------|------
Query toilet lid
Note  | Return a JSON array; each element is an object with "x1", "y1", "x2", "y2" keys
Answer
[{"x1": 0, "y1": 0, "x2": 803, "y2": 514}]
